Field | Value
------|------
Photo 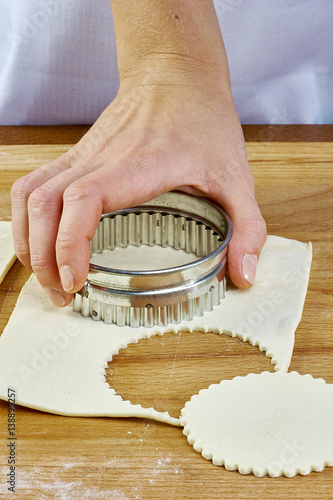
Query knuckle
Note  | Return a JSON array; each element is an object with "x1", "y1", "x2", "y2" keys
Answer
[
  {"x1": 28, "y1": 186, "x2": 57, "y2": 212},
  {"x1": 63, "y1": 181, "x2": 95, "y2": 206},
  {"x1": 246, "y1": 215, "x2": 267, "y2": 242},
  {"x1": 30, "y1": 254, "x2": 51, "y2": 275},
  {"x1": 236, "y1": 163, "x2": 256, "y2": 193},
  {"x1": 200, "y1": 158, "x2": 255, "y2": 198},
  {"x1": 14, "y1": 243, "x2": 31, "y2": 266},
  {"x1": 56, "y1": 232, "x2": 74, "y2": 253},
  {"x1": 11, "y1": 175, "x2": 34, "y2": 201}
]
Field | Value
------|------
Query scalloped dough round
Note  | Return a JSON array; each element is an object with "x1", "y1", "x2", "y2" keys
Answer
[{"x1": 180, "y1": 372, "x2": 333, "y2": 477}]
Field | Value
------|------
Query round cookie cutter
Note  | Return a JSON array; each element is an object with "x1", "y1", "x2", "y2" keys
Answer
[{"x1": 73, "y1": 191, "x2": 232, "y2": 327}]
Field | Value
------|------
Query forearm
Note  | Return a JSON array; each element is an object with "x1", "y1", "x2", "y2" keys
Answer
[{"x1": 110, "y1": 0, "x2": 231, "y2": 90}]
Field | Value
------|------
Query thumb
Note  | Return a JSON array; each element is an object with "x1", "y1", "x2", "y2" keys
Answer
[{"x1": 220, "y1": 193, "x2": 267, "y2": 289}]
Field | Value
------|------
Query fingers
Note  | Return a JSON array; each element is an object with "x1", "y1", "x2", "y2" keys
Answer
[
  {"x1": 11, "y1": 154, "x2": 71, "y2": 269},
  {"x1": 56, "y1": 159, "x2": 172, "y2": 293},
  {"x1": 11, "y1": 140, "x2": 173, "y2": 306},
  {"x1": 11, "y1": 148, "x2": 102, "y2": 307},
  {"x1": 27, "y1": 166, "x2": 97, "y2": 306},
  {"x1": 56, "y1": 179, "x2": 103, "y2": 294}
]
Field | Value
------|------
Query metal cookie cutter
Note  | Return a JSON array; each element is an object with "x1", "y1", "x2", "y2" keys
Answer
[{"x1": 72, "y1": 191, "x2": 232, "y2": 327}]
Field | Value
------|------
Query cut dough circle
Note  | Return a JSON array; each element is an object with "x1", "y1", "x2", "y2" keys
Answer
[{"x1": 180, "y1": 372, "x2": 333, "y2": 477}]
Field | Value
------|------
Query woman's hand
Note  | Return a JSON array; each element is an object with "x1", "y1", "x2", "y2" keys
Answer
[
  {"x1": 11, "y1": 0, "x2": 266, "y2": 307},
  {"x1": 11, "y1": 69, "x2": 266, "y2": 307}
]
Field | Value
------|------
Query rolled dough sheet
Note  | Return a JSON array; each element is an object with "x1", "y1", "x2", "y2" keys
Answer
[
  {"x1": 180, "y1": 372, "x2": 333, "y2": 477},
  {"x1": 0, "y1": 236, "x2": 311, "y2": 424},
  {"x1": 90, "y1": 245, "x2": 197, "y2": 270},
  {"x1": 0, "y1": 221, "x2": 16, "y2": 284}
]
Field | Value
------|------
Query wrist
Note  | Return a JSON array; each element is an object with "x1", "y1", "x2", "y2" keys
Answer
[
  {"x1": 117, "y1": 52, "x2": 232, "y2": 104},
  {"x1": 110, "y1": 0, "x2": 231, "y2": 92}
]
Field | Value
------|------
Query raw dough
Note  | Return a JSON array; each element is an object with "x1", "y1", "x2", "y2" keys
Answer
[
  {"x1": 90, "y1": 245, "x2": 198, "y2": 270},
  {"x1": 0, "y1": 221, "x2": 16, "y2": 284},
  {"x1": 0, "y1": 236, "x2": 311, "y2": 424},
  {"x1": 180, "y1": 372, "x2": 333, "y2": 477}
]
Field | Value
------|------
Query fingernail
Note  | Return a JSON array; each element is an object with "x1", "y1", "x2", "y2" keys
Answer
[
  {"x1": 242, "y1": 254, "x2": 257, "y2": 285},
  {"x1": 44, "y1": 286, "x2": 66, "y2": 307},
  {"x1": 60, "y1": 265, "x2": 74, "y2": 293}
]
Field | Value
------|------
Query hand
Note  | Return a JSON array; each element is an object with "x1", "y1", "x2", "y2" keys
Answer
[{"x1": 11, "y1": 64, "x2": 266, "y2": 308}]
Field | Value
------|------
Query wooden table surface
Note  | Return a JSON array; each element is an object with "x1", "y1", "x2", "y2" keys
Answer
[{"x1": 0, "y1": 125, "x2": 332, "y2": 499}]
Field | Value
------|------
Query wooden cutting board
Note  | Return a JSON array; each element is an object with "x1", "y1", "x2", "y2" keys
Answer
[{"x1": 0, "y1": 141, "x2": 332, "y2": 499}]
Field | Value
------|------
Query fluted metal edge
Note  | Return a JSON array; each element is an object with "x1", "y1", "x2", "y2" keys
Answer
[
  {"x1": 72, "y1": 192, "x2": 232, "y2": 327},
  {"x1": 73, "y1": 278, "x2": 226, "y2": 328}
]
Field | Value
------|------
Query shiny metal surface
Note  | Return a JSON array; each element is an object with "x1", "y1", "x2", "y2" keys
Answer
[{"x1": 73, "y1": 191, "x2": 232, "y2": 327}]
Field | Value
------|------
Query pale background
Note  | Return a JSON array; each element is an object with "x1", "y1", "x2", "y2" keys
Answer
[{"x1": 0, "y1": 0, "x2": 332, "y2": 125}]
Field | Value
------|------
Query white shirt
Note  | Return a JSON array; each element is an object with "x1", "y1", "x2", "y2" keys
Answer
[{"x1": 0, "y1": 0, "x2": 332, "y2": 125}]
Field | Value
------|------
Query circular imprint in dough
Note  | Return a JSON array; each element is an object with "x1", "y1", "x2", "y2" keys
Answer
[{"x1": 180, "y1": 372, "x2": 333, "y2": 478}]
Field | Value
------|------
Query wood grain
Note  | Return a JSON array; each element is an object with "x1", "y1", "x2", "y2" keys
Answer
[
  {"x1": 0, "y1": 125, "x2": 332, "y2": 144},
  {"x1": 0, "y1": 136, "x2": 332, "y2": 499}
]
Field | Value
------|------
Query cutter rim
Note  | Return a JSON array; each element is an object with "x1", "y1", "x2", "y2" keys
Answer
[{"x1": 73, "y1": 191, "x2": 232, "y2": 327}]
